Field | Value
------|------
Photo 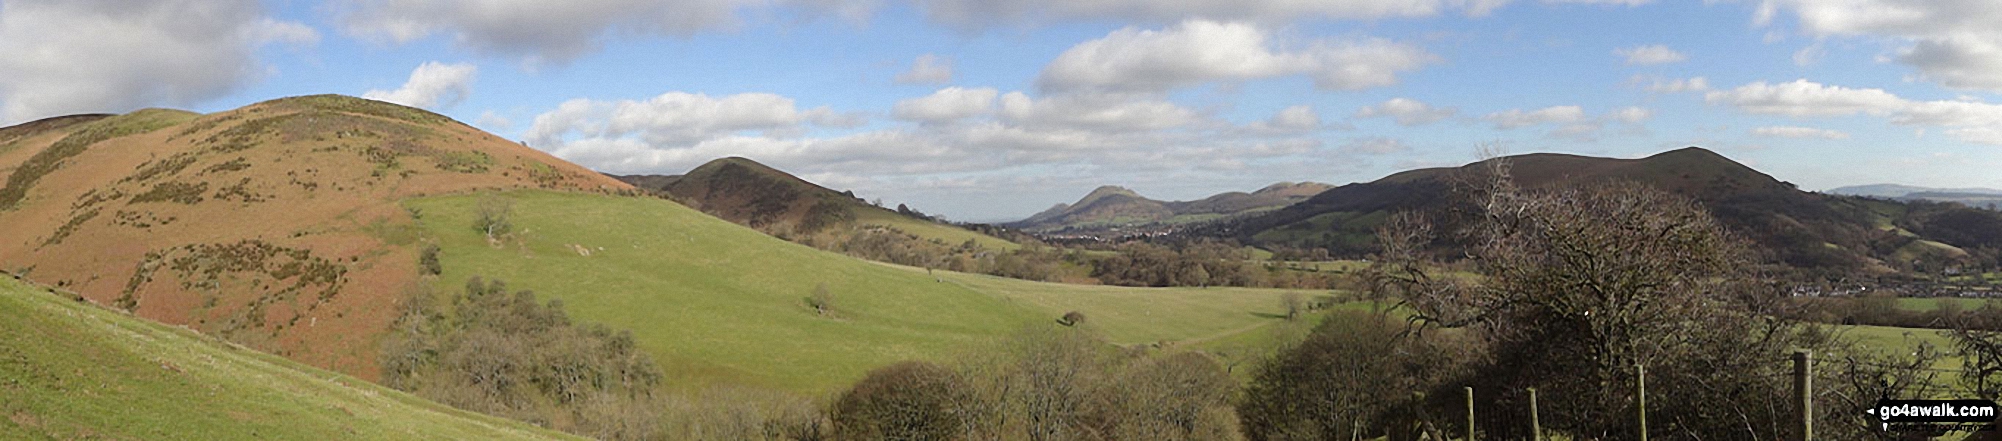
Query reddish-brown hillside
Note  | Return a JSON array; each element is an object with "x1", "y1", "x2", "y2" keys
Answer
[{"x1": 0, "y1": 95, "x2": 630, "y2": 379}]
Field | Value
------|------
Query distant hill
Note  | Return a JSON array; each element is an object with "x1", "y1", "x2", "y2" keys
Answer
[
  {"x1": 0, "y1": 274, "x2": 572, "y2": 440},
  {"x1": 1224, "y1": 147, "x2": 2002, "y2": 277},
  {"x1": 1009, "y1": 182, "x2": 1332, "y2": 232},
  {"x1": 1827, "y1": 184, "x2": 2002, "y2": 210},
  {"x1": 613, "y1": 156, "x2": 1020, "y2": 250},
  {"x1": 0, "y1": 95, "x2": 630, "y2": 379}
]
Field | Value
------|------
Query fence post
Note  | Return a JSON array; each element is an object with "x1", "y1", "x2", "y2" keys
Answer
[
  {"x1": 1465, "y1": 386, "x2": 1476, "y2": 441},
  {"x1": 1529, "y1": 387, "x2": 1541, "y2": 441},
  {"x1": 1795, "y1": 350, "x2": 1813, "y2": 441},
  {"x1": 1638, "y1": 364, "x2": 1648, "y2": 441}
]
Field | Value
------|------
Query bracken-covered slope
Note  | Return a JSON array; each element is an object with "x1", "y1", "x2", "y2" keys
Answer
[
  {"x1": 0, "y1": 95, "x2": 630, "y2": 379},
  {"x1": 1231, "y1": 147, "x2": 2001, "y2": 276},
  {"x1": 1010, "y1": 182, "x2": 1332, "y2": 232},
  {"x1": 0, "y1": 274, "x2": 576, "y2": 440}
]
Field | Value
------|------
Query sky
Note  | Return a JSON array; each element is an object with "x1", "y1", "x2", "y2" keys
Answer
[{"x1": 1, "y1": 0, "x2": 1999, "y2": 222}]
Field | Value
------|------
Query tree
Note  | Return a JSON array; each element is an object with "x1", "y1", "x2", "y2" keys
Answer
[
  {"x1": 809, "y1": 283, "x2": 835, "y2": 317},
  {"x1": 1280, "y1": 293, "x2": 1303, "y2": 321},
  {"x1": 1364, "y1": 155, "x2": 1803, "y2": 439},
  {"x1": 1239, "y1": 311, "x2": 1465, "y2": 441},
  {"x1": 419, "y1": 244, "x2": 442, "y2": 275},
  {"x1": 832, "y1": 361, "x2": 971, "y2": 441},
  {"x1": 474, "y1": 192, "x2": 514, "y2": 239}
]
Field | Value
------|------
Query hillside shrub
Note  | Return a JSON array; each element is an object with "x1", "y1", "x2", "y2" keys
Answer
[
  {"x1": 831, "y1": 361, "x2": 970, "y2": 441},
  {"x1": 419, "y1": 244, "x2": 442, "y2": 275}
]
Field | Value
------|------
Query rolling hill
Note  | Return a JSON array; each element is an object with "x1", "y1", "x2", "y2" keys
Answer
[
  {"x1": 1827, "y1": 184, "x2": 2002, "y2": 210},
  {"x1": 0, "y1": 95, "x2": 630, "y2": 379},
  {"x1": 405, "y1": 189, "x2": 1323, "y2": 393},
  {"x1": 1009, "y1": 182, "x2": 1332, "y2": 232},
  {"x1": 0, "y1": 273, "x2": 575, "y2": 440},
  {"x1": 613, "y1": 156, "x2": 1020, "y2": 250},
  {"x1": 1225, "y1": 147, "x2": 2002, "y2": 277}
]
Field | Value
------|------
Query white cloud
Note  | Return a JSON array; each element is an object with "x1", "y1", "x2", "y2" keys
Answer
[
  {"x1": 335, "y1": 0, "x2": 840, "y2": 66},
  {"x1": 1709, "y1": 79, "x2": 2002, "y2": 144},
  {"x1": 363, "y1": 62, "x2": 478, "y2": 109},
  {"x1": 1702, "y1": 79, "x2": 1905, "y2": 117},
  {"x1": 997, "y1": 91, "x2": 1203, "y2": 132},
  {"x1": 1036, "y1": 19, "x2": 1436, "y2": 93},
  {"x1": 527, "y1": 92, "x2": 832, "y2": 147},
  {"x1": 475, "y1": 111, "x2": 514, "y2": 131},
  {"x1": 1750, "y1": 126, "x2": 1850, "y2": 139},
  {"x1": 1946, "y1": 127, "x2": 2002, "y2": 146},
  {"x1": 894, "y1": 54, "x2": 955, "y2": 85},
  {"x1": 1607, "y1": 106, "x2": 1652, "y2": 123},
  {"x1": 1354, "y1": 97, "x2": 1457, "y2": 126},
  {"x1": 916, "y1": 0, "x2": 1509, "y2": 30},
  {"x1": 0, "y1": 0, "x2": 316, "y2": 123},
  {"x1": 1635, "y1": 75, "x2": 1710, "y2": 93},
  {"x1": 1339, "y1": 137, "x2": 1411, "y2": 155},
  {"x1": 1484, "y1": 105, "x2": 1586, "y2": 129},
  {"x1": 1546, "y1": 0, "x2": 1649, "y2": 5},
  {"x1": 892, "y1": 87, "x2": 998, "y2": 123},
  {"x1": 1791, "y1": 43, "x2": 1826, "y2": 66},
  {"x1": 1613, "y1": 44, "x2": 1686, "y2": 65},
  {"x1": 1265, "y1": 105, "x2": 1321, "y2": 131},
  {"x1": 1755, "y1": 0, "x2": 2002, "y2": 91}
]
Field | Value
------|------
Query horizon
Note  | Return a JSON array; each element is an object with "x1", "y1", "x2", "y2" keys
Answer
[{"x1": 3, "y1": 0, "x2": 2001, "y2": 220}]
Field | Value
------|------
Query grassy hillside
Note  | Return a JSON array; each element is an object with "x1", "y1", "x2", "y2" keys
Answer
[
  {"x1": 0, "y1": 274, "x2": 575, "y2": 440},
  {"x1": 407, "y1": 190, "x2": 1324, "y2": 393},
  {"x1": 0, "y1": 95, "x2": 631, "y2": 379}
]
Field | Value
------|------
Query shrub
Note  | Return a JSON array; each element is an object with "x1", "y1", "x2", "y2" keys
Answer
[
  {"x1": 1058, "y1": 310, "x2": 1086, "y2": 327},
  {"x1": 474, "y1": 193, "x2": 513, "y2": 238},
  {"x1": 832, "y1": 361, "x2": 970, "y2": 441},
  {"x1": 419, "y1": 244, "x2": 442, "y2": 275},
  {"x1": 808, "y1": 283, "x2": 835, "y2": 317}
]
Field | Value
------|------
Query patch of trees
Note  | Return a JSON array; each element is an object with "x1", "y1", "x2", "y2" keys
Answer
[
  {"x1": 381, "y1": 277, "x2": 664, "y2": 440},
  {"x1": 832, "y1": 325, "x2": 1241, "y2": 440},
  {"x1": 839, "y1": 227, "x2": 1084, "y2": 282},
  {"x1": 1091, "y1": 240, "x2": 1337, "y2": 289}
]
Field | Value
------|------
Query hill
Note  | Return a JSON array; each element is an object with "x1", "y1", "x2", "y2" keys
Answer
[
  {"x1": 1228, "y1": 147, "x2": 2002, "y2": 278},
  {"x1": 405, "y1": 189, "x2": 1325, "y2": 393},
  {"x1": 0, "y1": 273, "x2": 574, "y2": 440},
  {"x1": 1009, "y1": 182, "x2": 1332, "y2": 233},
  {"x1": 613, "y1": 156, "x2": 1019, "y2": 251},
  {"x1": 1827, "y1": 184, "x2": 2002, "y2": 210},
  {"x1": 0, "y1": 95, "x2": 630, "y2": 379}
]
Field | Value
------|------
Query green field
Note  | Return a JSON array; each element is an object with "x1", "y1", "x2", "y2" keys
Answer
[
  {"x1": 853, "y1": 207, "x2": 1019, "y2": 251},
  {"x1": 1891, "y1": 297, "x2": 2002, "y2": 312},
  {"x1": 0, "y1": 275, "x2": 573, "y2": 440},
  {"x1": 409, "y1": 190, "x2": 1320, "y2": 394}
]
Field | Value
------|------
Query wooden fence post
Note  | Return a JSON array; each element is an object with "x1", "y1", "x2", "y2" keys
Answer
[
  {"x1": 1465, "y1": 386, "x2": 1476, "y2": 441},
  {"x1": 1795, "y1": 350, "x2": 1813, "y2": 441},
  {"x1": 1529, "y1": 387, "x2": 1541, "y2": 441},
  {"x1": 1638, "y1": 364, "x2": 1648, "y2": 441}
]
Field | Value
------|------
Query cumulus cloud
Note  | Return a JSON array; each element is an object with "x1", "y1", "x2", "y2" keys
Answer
[
  {"x1": 1036, "y1": 19, "x2": 1436, "y2": 93},
  {"x1": 1750, "y1": 126, "x2": 1850, "y2": 139},
  {"x1": 1265, "y1": 105, "x2": 1321, "y2": 131},
  {"x1": 997, "y1": 91, "x2": 1203, "y2": 132},
  {"x1": 1354, "y1": 97, "x2": 1457, "y2": 126},
  {"x1": 1545, "y1": 0, "x2": 1650, "y2": 5},
  {"x1": 1754, "y1": 0, "x2": 2002, "y2": 91},
  {"x1": 1484, "y1": 106, "x2": 1586, "y2": 129},
  {"x1": 1702, "y1": 79, "x2": 1904, "y2": 117},
  {"x1": 0, "y1": 0, "x2": 316, "y2": 123},
  {"x1": 916, "y1": 0, "x2": 1508, "y2": 30},
  {"x1": 1708, "y1": 78, "x2": 2002, "y2": 144},
  {"x1": 1634, "y1": 75, "x2": 1709, "y2": 93},
  {"x1": 363, "y1": 62, "x2": 478, "y2": 109},
  {"x1": 894, "y1": 54, "x2": 955, "y2": 84},
  {"x1": 1613, "y1": 44, "x2": 1686, "y2": 65},
  {"x1": 892, "y1": 87, "x2": 998, "y2": 123},
  {"x1": 334, "y1": 0, "x2": 842, "y2": 65},
  {"x1": 526, "y1": 92, "x2": 836, "y2": 147},
  {"x1": 1338, "y1": 137, "x2": 1411, "y2": 155}
]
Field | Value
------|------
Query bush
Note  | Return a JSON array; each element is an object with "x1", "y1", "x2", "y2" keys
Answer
[
  {"x1": 419, "y1": 244, "x2": 442, "y2": 275},
  {"x1": 808, "y1": 283, "x2": 834, "y2": 317},
  {"x1": 474, "y1": 193, "x2": 514, "y2": 238},
  {"x1": 832, "y1": 361, "x2": 970, "y2": 441},
  {"x1": 1239, "y1": 311, "x2": 1465, "y2": 441},
  {"x1": 1058, "y1": 311, "x2": 1086, "y2": 327}
]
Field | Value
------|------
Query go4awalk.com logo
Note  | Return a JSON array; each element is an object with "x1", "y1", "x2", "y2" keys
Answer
[{"x1": 1869, "y1": 399, "x2": 1999, "y2": 433}]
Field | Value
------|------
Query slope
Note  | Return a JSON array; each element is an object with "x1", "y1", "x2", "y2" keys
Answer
[
  {"x1": 406, "y1": 190, "x2": 1322, "y2": 394},
  {"x1": 0, "y1": 274, "x2": 574, "y2": 440},
  {"x1": 615, "y1": 156, "x2": 1018, "y2": 250},
  {"x1": 1010, "y1": 182, "x2": 1331, "y2": 232},
  {"x1": 1233, "y1": 147, "x2": 1986, "y2": 276},
  {"x1": 0, "y1": 95, "x2": 631, "y2": 379}
]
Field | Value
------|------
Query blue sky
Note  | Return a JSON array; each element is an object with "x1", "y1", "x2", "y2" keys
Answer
[{"x1": 2, "y1": 0, "x2": 1998, "y2": 222}]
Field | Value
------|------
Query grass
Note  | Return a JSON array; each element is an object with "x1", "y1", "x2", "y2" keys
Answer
[
  {"x1": 853, "y1": 208, "x2": 1019, "y2": 251},
  {"x1": 407, "y1": 190, "x2": 1317, "y2": 394},
  {"x1": 0, "y1": 275, "x2": 575, "y2": 440},
  {"x1": 1891, "y1": 297, "x2": 2002, "y2": 312}
]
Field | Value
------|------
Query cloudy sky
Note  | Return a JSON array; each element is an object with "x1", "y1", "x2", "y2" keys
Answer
[{"x1": 2, "y1": 0, "x2": 1998, "y2": 221}]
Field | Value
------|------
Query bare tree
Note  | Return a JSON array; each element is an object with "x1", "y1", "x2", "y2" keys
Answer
[{"x1": 474, "y1": 192, "x2": 514, "y2": 239}]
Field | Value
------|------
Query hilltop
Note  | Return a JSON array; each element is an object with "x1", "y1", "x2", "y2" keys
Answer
[
  {"x1": 1009, "y1": 182, "x2": 1332, "y2": 233},
  {"x1": 614, "y1": 156, "x2": 1021, "y2": 251},
  {"x1": 0, "y1": 274, "x2": 573, "y2": 440},
  {"x1": 1226, "y1": 147, "x2": 2002, "y2": 278},
  {"x1": 0, "y1": 95, "x2": 630, "y2": 378}
]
